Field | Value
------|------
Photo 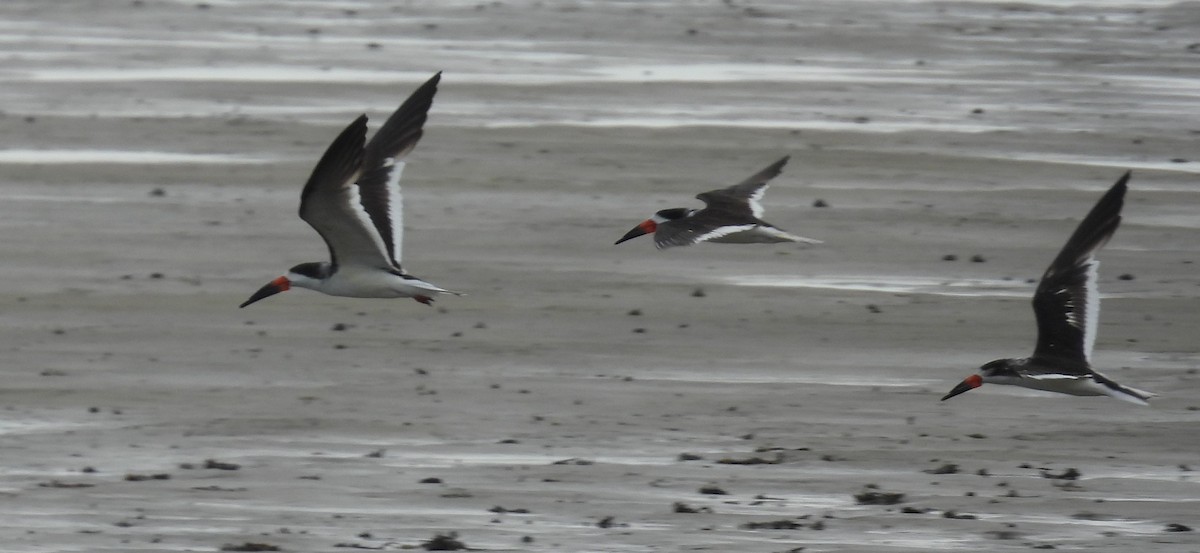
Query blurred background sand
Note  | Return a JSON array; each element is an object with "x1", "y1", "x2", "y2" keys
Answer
[{"x1": 1, "y1": 1, "x2": 1198, "y2": 551}]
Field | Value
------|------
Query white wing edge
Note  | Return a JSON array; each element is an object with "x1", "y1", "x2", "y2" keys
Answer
[
  {"x1": 383, "y1": 158, "x2": 406, "y2": 265},
  {"x1": 1025, "y1": 373, "x2": 1086, "y2": 380},
  {"x1": 342, "y1": 183, "x2": 393, "y2": 266},
  {"x1": 693, "y1": 224, "x2": 758, "y2": 244},
  {"x1": 1081, "y1": 258, "x2": 1100, "y2": 362},
  {"x1": 747, "y1": 185, "x2": 767, "y2": 219}
]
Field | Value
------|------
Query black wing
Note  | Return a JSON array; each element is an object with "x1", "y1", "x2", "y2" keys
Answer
[
  {"x1": 356, "y1": 71, "x2": 441, "y2": 269},
  {"x1": 694, "y1": 156, "x2": 789, "y2": 220},
  {"x1": 297, "y1": 114, "x2": 378, "y2": 268},
  {"x1": 1031, "y1": 171, "x2": 1129, "y2": 366}
]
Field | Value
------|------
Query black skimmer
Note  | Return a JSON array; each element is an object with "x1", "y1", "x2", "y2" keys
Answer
[
  {"x1": 942, "y1": 171, "x2": 1155, "y2": 405},
  {"x1": 240, "y1": 72, "x2": 460, "y2": 308},
  {"x1": 614, "y1": 156, "x2": 822, "y2": 249}
]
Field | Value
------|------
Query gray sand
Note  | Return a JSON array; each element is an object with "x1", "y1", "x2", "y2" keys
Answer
[{"x1": 1, "y1": 1, "x2": 1199, "y2": 552}]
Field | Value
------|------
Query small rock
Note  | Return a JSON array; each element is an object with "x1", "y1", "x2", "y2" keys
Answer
[
  {"x1": 1166, "y1": 523, "x2": 1193, "y2": 532},
  {"x1": 740, "y1": 519, "x2": 802, "y2": 530},
  {"x1": 1040, "y1": 467, "x2": 1081, "y2": 480},
  {"x1": 489, "y1": 505, "x2": 531, "y2": 514},
  {"x1": 124, "y1": 473, "x2": 170, "y2": 481},
  {"x1": 673, "y1": 502, "x2": 709, "y2": 513},
  {"x1": 204, "y1": 459, "x2": 241, "y2": 471},
  {"x1": 812, "y1": 199, "x2": 829, "y2": 208},
  {"x1": 420, "y1": 532, "x2": 466, "y2": 551},
  {"x1": 924, "y1": 463, "x2": 959, "y2": 475},
  {"x1": 854, "y1": 491, "x2": 905, "y2": 505},
  {"x1": 220, "y1": 544, "x2": 279, "y2": 552}
]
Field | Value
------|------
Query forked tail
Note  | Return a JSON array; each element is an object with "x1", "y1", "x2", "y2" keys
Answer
[{"x1": 1096, "y1": 374, "x2": 1155, "y2": 406}]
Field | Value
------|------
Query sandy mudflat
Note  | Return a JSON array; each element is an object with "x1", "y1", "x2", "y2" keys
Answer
[{"x1": 1, "y1": 1, "x2": 1199, "y2": 552}]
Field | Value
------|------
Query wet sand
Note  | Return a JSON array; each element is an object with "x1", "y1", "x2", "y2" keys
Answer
[{"x1": 1, "y1": 1, "x2": 1199, "y2": 552}]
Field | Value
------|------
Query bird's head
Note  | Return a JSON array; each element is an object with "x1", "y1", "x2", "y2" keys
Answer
[
  {"x1": 941, "y1": 359, "x2": 1019, "y2": 401},
  {"x1": 239, "y1": 262, "x2": 330, "y2": 308},
  {"x1": 615, "y1": 208, "x2": 691, "y2": 245}
]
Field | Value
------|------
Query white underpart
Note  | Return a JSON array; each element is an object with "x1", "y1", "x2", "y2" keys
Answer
[
  {"x1": 383, "y1": 158, "x2": 406, "y2": 264},
  {"x1": 695, "y1": 224, "x2": 758, "y2": 243},
  {"x1": 1002, "y1": 371, "x2": 1154, "y2": 406},
  {"x1": 342, "y1": 184, "x2": 392, "y2": 263},
  {"x1": 747, "y1": 185, "x2": 767, "y2": 218}
]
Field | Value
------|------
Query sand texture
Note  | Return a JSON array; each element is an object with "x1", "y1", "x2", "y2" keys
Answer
[{"x1": 1, "y1": 1, "x2": 1199, "y2": 552}]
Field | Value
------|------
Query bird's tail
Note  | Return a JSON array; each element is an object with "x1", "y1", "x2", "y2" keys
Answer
[{"x1": 1096, "y1": 374, "x2": 1155, "y2": 406}]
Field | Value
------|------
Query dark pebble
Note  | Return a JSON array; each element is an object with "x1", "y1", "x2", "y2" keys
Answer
[
  {"x1": 419, "y1": 533, "x2": 466, "y2": 551},
  {"x1": 699, "y1": 485, "x2": 728, "y2": 495},
  {"x1": 204, "y1": 459, "x2": 241, "y2": 470}
]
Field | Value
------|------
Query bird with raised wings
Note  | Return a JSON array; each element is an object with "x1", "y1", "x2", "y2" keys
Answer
[
  {"x1": 942, "y1": 172, "x2": 1155, "y2": 405},
  {"x1": 241, "y1": 72, "x2": 459, "y2": 308}
]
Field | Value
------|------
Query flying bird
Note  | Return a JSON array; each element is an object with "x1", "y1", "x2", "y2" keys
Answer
[
  {"x1": 614, "y1": 156, "x2": 821, "y2": 249},
  {"x1": 942, "y1": 171, "x2": 1154, "y2": 405},
  {"x1": 241, "y1": 72, "x2": 460, "y2": 308}
]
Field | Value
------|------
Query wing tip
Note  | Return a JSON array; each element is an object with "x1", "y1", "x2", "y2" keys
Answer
[{"x1": 1115, "y1": 169, "x2": 1132, "y2": 187}]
